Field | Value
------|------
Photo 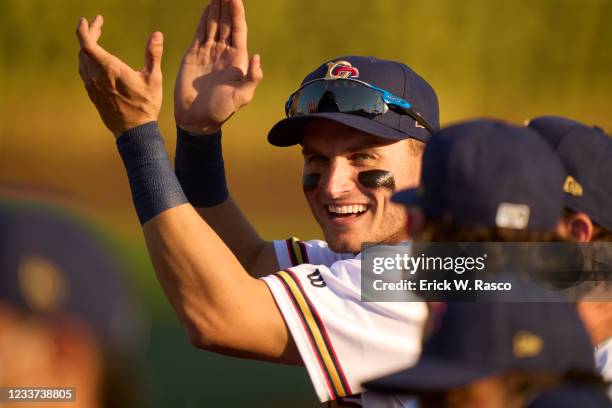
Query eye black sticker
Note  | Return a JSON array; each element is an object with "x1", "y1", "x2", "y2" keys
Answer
[
  {"x1": 302, "y1": 173, "x2": 321, "y2": 191},
  {"x1": 358, "y1": 170, "x2": 396, "y2": 190}
]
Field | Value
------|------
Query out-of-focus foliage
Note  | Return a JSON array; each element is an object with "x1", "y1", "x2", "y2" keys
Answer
[{"x1": 0, "y1": 1, "x2": 610, "y2": 406}]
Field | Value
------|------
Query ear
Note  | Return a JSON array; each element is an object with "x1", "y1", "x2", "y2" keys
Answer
[
  {"x1": 566, "y1": 212, "x2": 594, "y2": 242},
  {"x1": 406, "y1": 208, "x2": 426, "y2": 239}
]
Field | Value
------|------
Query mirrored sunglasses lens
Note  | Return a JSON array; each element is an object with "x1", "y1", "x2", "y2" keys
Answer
[{"x1": 289, "y1": 81, "x2": 385, "y2": 118}]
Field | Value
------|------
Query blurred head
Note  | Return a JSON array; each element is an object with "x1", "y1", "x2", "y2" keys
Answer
[
  {"x1": 365, "y1": 302, "x2": 602, "y2": 407},
  {"x1": 415, "y1": 372, "x2": 565, "y2": 408},
  {"x1": 393, "y1": 119, "x2": 567, "y2": 242},
  {"x1": 267, "y1": 56, "x2": 439, "y2": 252},
  {"x1": 527, "y1": 116, "x2": 612, "y2": 243},
  {"x1": 526, "y1": 384, "x2": 612, "y2": 408},
  {"x1": 0, "y1": 196, "x2": 146, "y2": 408},
  {"x1": 527, "y1": 116, "x2": 612, "y2": 347},
  {"x1": 0, "y1": 302, "x2": 102, "y2": 408}
]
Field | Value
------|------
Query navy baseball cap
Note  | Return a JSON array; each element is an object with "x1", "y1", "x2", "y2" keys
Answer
[
  {"x1": 364, "y1": 301, "x2": 597, "y2": 393},
  {"x1": 0, "y1": 198, "x2": 145, "y2": 353},
  {"x1": 528, "y1": 116, "x2": 612, "y2": 232},
  {"x1": 268, "y1": 55, "x2": 439, "y2": 146},
  {"x1": 393, "y1": 119, "x2": 566, "y2": 231}
]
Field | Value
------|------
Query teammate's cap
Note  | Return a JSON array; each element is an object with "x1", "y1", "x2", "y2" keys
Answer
[
  {"x1": 528, "y1": 116, "x2": 612, "y2": 232},
  {"x1": 0, "y1": 198, "x2": 145, "y2": 353},
  {"x1": 526, "y1": 386, "x2": 612, "y2": 408},
  {"x1": 392, "y1": 119, "x2": 566, "y2": 231},
  {"x1": 268, "y1": 55, "x2": 439, "y2": 146},
  {"x1": 364, "y1": 301, "x2": 596, "y2": 394}
]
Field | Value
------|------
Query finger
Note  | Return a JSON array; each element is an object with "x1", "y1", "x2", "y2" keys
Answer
[
  {"x1": 235, "y1": 53, "x2": 263, "y2": 106},
  {"x1": 218, "y1": 0, "x2": 232, "y2": 44},
  {"x1": 75, "y1": 17, "x2": 91, "y2": 48},
  {"x1": 229, "y1": 0, "x2": 247, "y2": 50},
  {"x1": 88, "y1": 14, "x2": 104, "y2": 42},
  {"x1": 76, "y1": 16, "x2": 113, "y2": 65},
  {"x1": 144, "y1": 31, "x2": 164, "y2": 82},
  {"x1": 206, "y1": 0, "x2": 221, "y2": 44},
  {"x1": 190, "y1": 5, "x2": 210, "y2": 49}
]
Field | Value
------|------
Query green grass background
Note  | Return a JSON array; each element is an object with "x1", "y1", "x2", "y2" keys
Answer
[{"x1": 1, "y1": 0, "x2": 611, "y2": 406}]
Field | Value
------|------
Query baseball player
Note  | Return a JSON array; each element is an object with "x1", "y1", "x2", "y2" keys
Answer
[
  {"x1": 528, "y1": 115, "x2": 612, "y2": 398},
  {"x1": 0, "y1": 193, "x2": 145, "y2": 408},
  {"x1": 75, "y1": 0, "x2": 439, "y2": 406},
  {"x1": 527, "y1": 385, "x2": 611, "y2": 408},
  {"x1": 366, "y1": 301, "x2": 604, "y2": 408},
  {"x1": 365, "y1": 119, "x2": 607, "y2": 407}
]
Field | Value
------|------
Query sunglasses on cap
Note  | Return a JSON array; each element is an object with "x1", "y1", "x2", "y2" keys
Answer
[{"x1": 284, "y1": 78, "x2": 435, "y2": 134}]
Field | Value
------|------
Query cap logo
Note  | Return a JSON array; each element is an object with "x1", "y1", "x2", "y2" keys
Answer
[
  {"x1": 513, "y1": 330, "x2": 543, "y2": 358},
  {"x1": 18, "y1": 254, "x2": 66, "y2": 312},
  {"x1": 563, "y1": 176, "x2": 583, "y2": 197},
  {"x1": 413, "y1": 112, "x2": 426, "y2": 129},
  {"x1": 325, "y1": 61, "x2": 359, "y2": 80},
  {"x1": 495, "y1": 203, "x2": 530, "y2": 229}
]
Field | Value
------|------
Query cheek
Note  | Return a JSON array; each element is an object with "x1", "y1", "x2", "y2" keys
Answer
[{"x1": 302, "y1": 173, "x2": 321, "y2": 192}]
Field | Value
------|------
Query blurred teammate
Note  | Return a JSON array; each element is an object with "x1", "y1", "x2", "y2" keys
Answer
[
  {"x1": 75, "y1": 0, "x2": 440, "y2": 405},
  {"x1": 366, "y1": 302, "x2": 602, "y2": 408},
  {"x1": 364, "y1": 119, "x2": 606, "y2": 407},
  {"x1": 0, "y1": 193, "x2": 145, "y2": 407},
  {"x1": 528, "y1": 115, "x2": 612, "y2": 398},
  {"x1": 527, "y1": 385, "x2": 611, "y2": 408}
]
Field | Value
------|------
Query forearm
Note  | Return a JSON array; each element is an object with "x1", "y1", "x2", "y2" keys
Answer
[
  {"x1": 117, "y1": 122, "x2": 294, "y2": 361},
  {"x1": 175, "y1": 126, "x2": 278, "y2": 276},
  {"x1": 142, "y1": 205, "x2": 286, "y2": 357},
  {"x1": 144, "y1": 206, "x2": 299, "y2": 362},
  {"x1": 195, "y1": 200, "x2": 278, "y2": 278}
]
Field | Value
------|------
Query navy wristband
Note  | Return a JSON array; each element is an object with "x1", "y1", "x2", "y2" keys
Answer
[
  {"x1": 116, "y1": 122, "x2": 188, "y2": 225},
  {"x1": 175, "y1": 126, "x2": 229, "y2": 207}
]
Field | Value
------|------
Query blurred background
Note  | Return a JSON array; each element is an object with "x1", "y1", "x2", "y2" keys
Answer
[{"x1": 0, "y1": 0, "x2": 610, "y2": 406}]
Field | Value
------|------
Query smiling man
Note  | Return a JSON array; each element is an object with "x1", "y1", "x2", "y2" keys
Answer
[
  {"x1": 175, "y1": 49, "x2": 437, "y2": 272},
  {"x1": 265, "y1": 56, "x2": 434, "y2": 258},
  {"x1": 289, "y1": 116, "x2": 423, "y2": 254},
  {"x1": 75, "y1": 0, "x2": 438, "y2": 406}
]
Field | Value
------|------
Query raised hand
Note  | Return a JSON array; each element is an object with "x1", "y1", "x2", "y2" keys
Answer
[
  {"x1": 174, "y1": 0, "x2": 263, "y2": 135},
  {"x1": 76, "y1": 15, "x2": 163, "y2": 137}
]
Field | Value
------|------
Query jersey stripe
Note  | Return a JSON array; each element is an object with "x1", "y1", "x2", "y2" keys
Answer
[
  {"x1": 285, "y1": 237, "x2": 309, "y2": 266},
  {"x1": 297, "y1": 240, "x2": 310, "y2": 263},
  {"x1": 273, "y1": 274, "x2": 337, "y2": 399},
  {"x1": 286, "y1": 269, "x2": 352, "y2": 394},
  {"x1": 276, "y1": 269, "x2": 352, "y2": 398},
  {"x1": 285, "y1": 238, "x2": 299, "y2": 266}
]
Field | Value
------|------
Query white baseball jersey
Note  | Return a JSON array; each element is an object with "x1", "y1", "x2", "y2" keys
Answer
[
  {"x1": 274, "y1": 237, "x2": 355, "y2": 269},
  {"x1": 595, "y1": 337, "x2": 612, "y2": 399},
  {"x1": 262, "y1": 254, "x2": 427, "y2": 407}
]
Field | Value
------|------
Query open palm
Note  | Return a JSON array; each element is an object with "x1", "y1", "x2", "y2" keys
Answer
[{"x1": 174, "y1": 0, "x2": 262, "y2": 135}]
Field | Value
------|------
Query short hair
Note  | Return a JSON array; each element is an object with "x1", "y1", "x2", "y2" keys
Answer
[
  {"x1": 415, "y1": 220, "x2": 565, "y2": 243},
  {"x1": 406, "y1": 138, "x2": 425, "y2": 156}
]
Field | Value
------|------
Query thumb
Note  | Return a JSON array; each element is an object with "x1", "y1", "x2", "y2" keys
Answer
[
  {"x1": 235, "y1": 54, "x2": 263, "y2": 107},
  {"x1": 144, "y1": 31, "x2": 164, "y2": 81}
]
